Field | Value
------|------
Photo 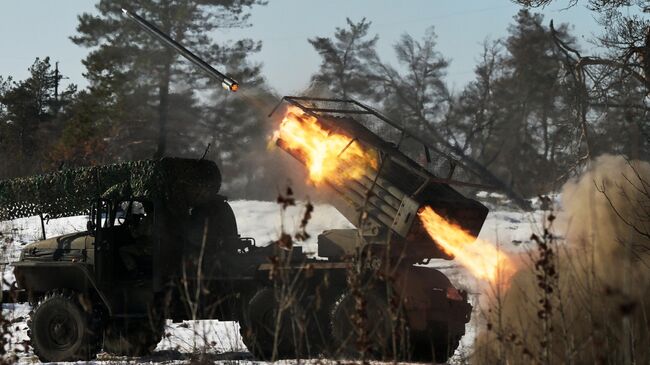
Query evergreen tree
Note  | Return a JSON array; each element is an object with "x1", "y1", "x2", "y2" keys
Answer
[
  {"x1": 590, "y1": 71, "x2": 649, "y2": 159},
  {"x1": 443, "y1": 41, "x2": 504, "y2": 165},
  {"x1": 71, "y1": 0, "x2": 263, "y2": 159},
  {"x1": 308, "y1": 18, "x2": 379, "y2": 100},
  {"x1": 0, "y1": 58, "x2": 76, "y2": 178},
  {"x1": 201, "y1": 39, "x2": 273, "y2": 197},
  {"x1": 495, "y1": 10, "x2": 577, "y2": 194},
  {"x1": 309, "y1": 21, "x2": 533, "y2": 208},
  {"x1": 370, "y1": 27, "x2": 450, "y2": 142},
  {"x1": 49, "y1": 88, "x2": 114, "y2": 168},
  {"x1": 449, "y1": 11, "x2": 580, "y2": 196},
  {"x1": 515, "y1": 0, "x2": 649, "y2": 161}
]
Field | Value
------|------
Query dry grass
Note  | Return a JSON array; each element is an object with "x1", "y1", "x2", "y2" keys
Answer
[{"x1": 473, "y1": 155, "x2": 650, "y2": 365}]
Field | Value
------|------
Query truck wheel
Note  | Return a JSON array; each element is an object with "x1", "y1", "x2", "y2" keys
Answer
[
  {"x1": 408, "y1": 325, "x2": 461, "y2": 363},
  {"x1": 28, "y1": 291, "x2": 103, "y2": 362},
  {"x1": 103, "y1": 317, "x2": 164, "y2": 357},
  {"x1": 330, "y1": 291, "x2": 395, "y2": 359},
  {"x1": 301, "y1": 290, "x2": 338, "y2": 357},
  {"x1": 239, "y1": 287, "x2": 305, "y2": 360}
]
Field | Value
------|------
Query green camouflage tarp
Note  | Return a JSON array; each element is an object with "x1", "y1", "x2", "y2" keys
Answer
[{"x1": 0, "y1": 158, "x2": 221, "y2": 221}]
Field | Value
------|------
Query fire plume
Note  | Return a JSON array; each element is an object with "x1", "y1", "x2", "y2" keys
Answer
[
  {"x1": 274, "y1": 107, "x2": 515, "y2": 284},
  {"x1": 419, "y1": 206, "x2": 515, "y2": 283},
  {"x1": 275, "y1": 107, "x2": 377, "y2": 184}
]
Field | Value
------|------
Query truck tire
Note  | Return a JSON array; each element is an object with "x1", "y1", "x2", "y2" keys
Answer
[
  {"x1": 330, "y1": 290, "x2": 395, "y2": 360},
  {"x1": 103, "y1": 317, "x2": 164, "y2": 357},
  {"x1": 301, "y1": 289, "x2": 338, "y2": 357},
  {"x1": 28, "y1": 291, "x2": 103, "y2": 362},
  {"x1": 408, "y1": 324, "x2": 461, "y2": 363},
  {"x1": 239, "y1": 287, "x2": 305, "y2": 360}
]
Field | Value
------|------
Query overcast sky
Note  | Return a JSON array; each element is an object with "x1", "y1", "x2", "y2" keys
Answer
[{"x1": 0, "y1": 1, "x2": 602, "y2": 95}]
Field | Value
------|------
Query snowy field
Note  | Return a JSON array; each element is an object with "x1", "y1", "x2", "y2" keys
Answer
[{"x1": 0, "y1": 199, "x2": 545, "y2": 364}]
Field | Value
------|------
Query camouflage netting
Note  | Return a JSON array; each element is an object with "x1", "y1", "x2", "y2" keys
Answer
[{"x1": 0, "y1": 158, "x2": 221, "y2": 221}]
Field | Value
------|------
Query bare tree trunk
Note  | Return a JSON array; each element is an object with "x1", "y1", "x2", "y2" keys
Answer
[
  {"x1": 639, "y1": 27, "x2": 650, "y2": 91},
  {"x1": 154, "y1": 1, "x2": 173, "y2": 160},
  {"x1": 154, "y1": 60, "x2": 171, "y2": 159}
]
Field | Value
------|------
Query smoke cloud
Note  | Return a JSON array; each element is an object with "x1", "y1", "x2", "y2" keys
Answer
[
  {"x1": 473, "y1": 155, "x2": 650, "y2": 364},
  {"x1": 222, "y1": 82, "x2": 345, "y2": 202}
]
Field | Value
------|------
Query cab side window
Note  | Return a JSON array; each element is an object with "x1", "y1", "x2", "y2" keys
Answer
[{"x1": 114, "y1": 200, "x2": 154, "y2": 238}]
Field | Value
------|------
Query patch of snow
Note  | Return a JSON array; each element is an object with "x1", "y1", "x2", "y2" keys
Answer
[
  {"x1": 475, "y1": 191, "x2": 506, "y2": 200},
  {"x1": 159, "y1": 320, "x2": 245, "y2": 354},
  {"x1": 1, "y1": 199, "x2": 551, "y2": 364},
  {"x1": 230, "y1": 200, "x2": 354, "y2": 254}
]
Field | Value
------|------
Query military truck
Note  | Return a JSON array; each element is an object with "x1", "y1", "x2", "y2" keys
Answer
[
  {"x1": 0, "y1": 156, "x2": 480, "y2": 363},
  {"x1": 0, "y1": 8, "x2": 490, "y2": 362}
]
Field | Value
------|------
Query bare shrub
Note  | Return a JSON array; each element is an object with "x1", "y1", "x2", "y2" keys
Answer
[{"x1": 474, "y1": 155, "x2": 650, "y2": 364}]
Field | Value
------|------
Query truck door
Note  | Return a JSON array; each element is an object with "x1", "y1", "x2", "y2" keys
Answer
[
  {"x1": 93, "y1": 199, "x2": 114, "y2": 285},
  {"x1": 112, "y1": 200, "x2": 154, "y2": 281}
]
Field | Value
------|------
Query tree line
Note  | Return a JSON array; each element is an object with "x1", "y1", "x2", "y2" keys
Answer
[{"x1": 0, "y1": 0, "x2": 646, "y2": 203}]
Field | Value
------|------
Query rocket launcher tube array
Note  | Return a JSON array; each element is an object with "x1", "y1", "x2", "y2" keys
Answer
[
  {"x1": 276, "y1": 135, "x2": 420, "y2": 239},
  {"x1": 274, "y1": 98, "x2": 491, "y2": 263}
]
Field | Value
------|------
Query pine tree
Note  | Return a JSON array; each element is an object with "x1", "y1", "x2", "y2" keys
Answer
[
  {"x1": 449, "y1": 11, "x2": 580, "y2": 196},
  {"x1": 48, "y1": 89, "x2": 114, "y2": 168},
  {"x1": 443, "y1": 41, "x2": 504, "y2": 164},
  {"x1": 309, "y1": 22, "x2": 533, "y2": 208},
  {"x1": 0, "y1": 58, "x2": 76, "y2": 178},
  {"x1": 71, "y1": 0, "x2": 263, "y2": 159},
  {"x1": 309, "y1": 18, "x2": 379, "y2": 100},
  {"x1": 371, "y1": 27, "x2": 450, "y2": 138},
  {"x1": 493, "y1": 10, "x2": 577, "y2": 195}
]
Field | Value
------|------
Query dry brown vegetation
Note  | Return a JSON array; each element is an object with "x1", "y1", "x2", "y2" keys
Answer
[{"x1": 474, "y1": 155, "x2": 650, "y2": 364}]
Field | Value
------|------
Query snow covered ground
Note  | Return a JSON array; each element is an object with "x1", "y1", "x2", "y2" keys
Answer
[{"x1": 0, "y1": 199, "x2": 545, "y2": 364}]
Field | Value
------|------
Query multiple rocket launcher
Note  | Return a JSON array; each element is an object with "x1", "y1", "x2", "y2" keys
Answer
[
  {"x1": 122, "y1": 10, "x2": 489, "y2": 262},
  {"x1": 271, "y1": 97, "x2": 489, "y2": 261}
]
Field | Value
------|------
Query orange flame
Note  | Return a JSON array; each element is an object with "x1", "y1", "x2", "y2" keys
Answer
[
  {"x1": 274, "y1": 107, "x2": 515, "y2": 284},
  {"x1": 419, "y1": 206, "x2": 515, "y2": 283},
  {"x1": 274, "y1": 107, "x2": 377, "y2": 184}
]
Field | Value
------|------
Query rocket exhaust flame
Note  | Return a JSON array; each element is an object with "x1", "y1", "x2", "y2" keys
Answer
[
  {"x1": 418, "y1": 206, "x2": 515, "y2": 282},
  {"x1": 275, "y1": 107, "x2": 378, "y2": 184},
  {"x1": 274, "y1": 107, "x2": 515, "y2": 284}
]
